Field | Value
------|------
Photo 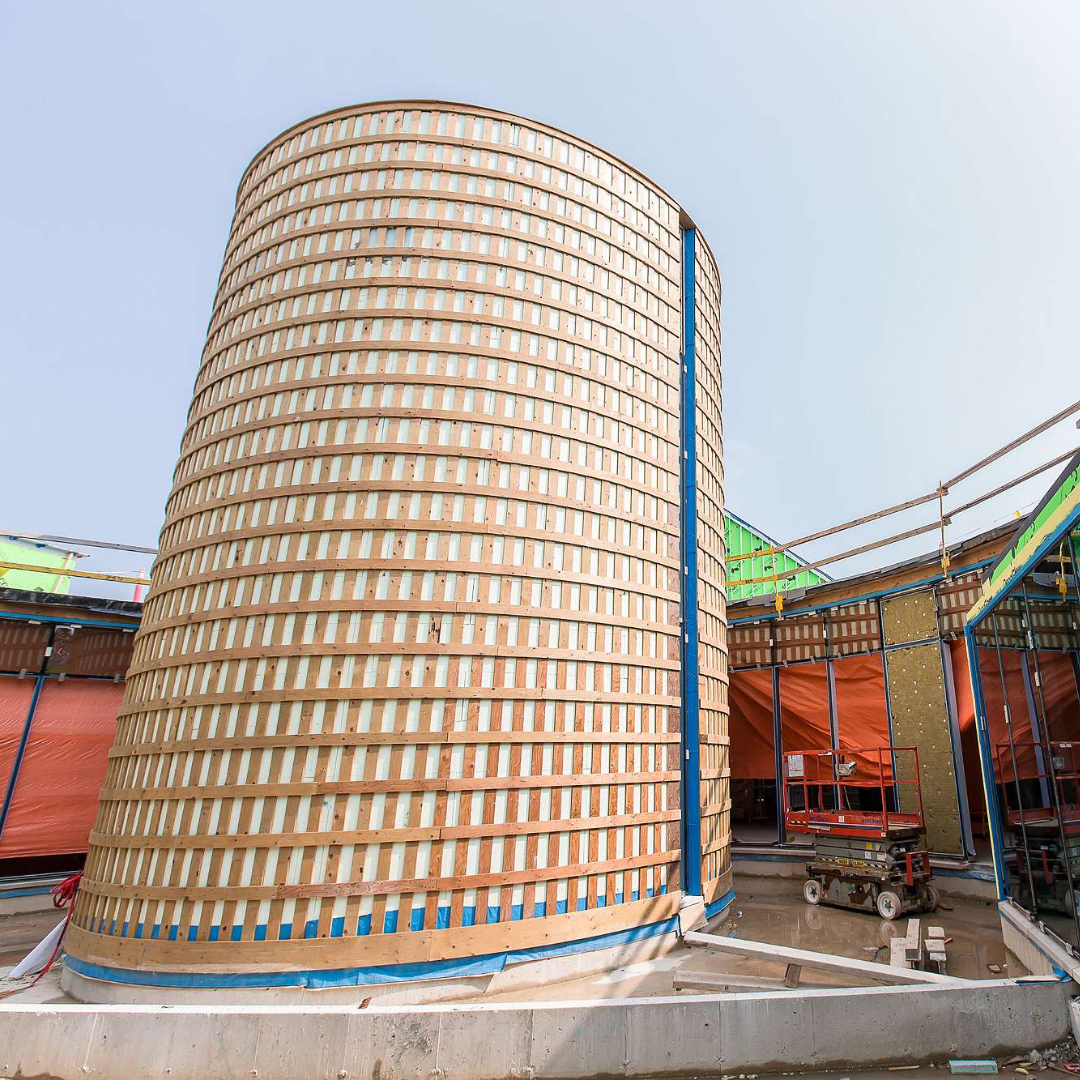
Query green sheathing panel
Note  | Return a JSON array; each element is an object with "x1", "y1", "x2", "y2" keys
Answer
[
  {"x1": 0, "y1": 539, "x2": 73, "y2": 594},
  {"x1": 987, "y1": 457, "x2": 1080, "y2": 594},
  {"x1": 724, "y1": 513, "x2": 828, "y2": 601},
  {"x1": 968, "y1": 453, "x2": 1080, "y2": 626}
]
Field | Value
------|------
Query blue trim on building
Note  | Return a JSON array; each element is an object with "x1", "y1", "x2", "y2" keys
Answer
[
  {"x1": 962, "y1": 501, "x2": 1080, "y2": 901},
  {"x1": 729, "y1": 558, "x2": 997, "y2": 627},
  {"x1": 976, "y1": 506, "x2": 1080, "y2": 621},
  {"x1": 679, "y1": 225, "x2": 703, "y2": 897},
  {"x1": 0, "y1": 610, "x2": 137, "y2": 632},
  {"x1": 965, "y1": 625, "x2": 1008, "y2": 899},
  {"x1": 0, "y1": 885, "x2": 55, "y2": 899}
]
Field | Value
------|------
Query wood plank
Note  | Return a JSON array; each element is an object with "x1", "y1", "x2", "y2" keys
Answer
[
  {"x1": 673, "y1": 971, "x2": 797, "y2": 993},
  {"x1": 682, "y1": 931, "x2": 963, "y2": 986}
]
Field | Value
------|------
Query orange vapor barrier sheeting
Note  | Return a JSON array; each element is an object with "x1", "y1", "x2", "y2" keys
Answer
[
  {"x1": 728, "y1": 668, "x2": 775, "y2": 780},
  {"x1": 778, "y1": 664, "x2": 831, "y2": 754},
  {"x1": 831, "y1": 653, "x2": 890, "y2": 776},
  {"x1": 0, "y1": 676, "x2": 36, "y2": 806},
  {"x1": 950, "y1": 640, "x2": 1037, "y2": 787},
  {"x1": 731, "y1": 659, "x2": 893, "y2": 782},
  {"x1": 1035, "y1": 651, "x2": 1080, "y2": 744},
  {"x1": 948, "y1": 640, "x2": 989, "y2": 821},
  {"x1": 0, "y1": 680, "x2": 123, "y2": 859}
]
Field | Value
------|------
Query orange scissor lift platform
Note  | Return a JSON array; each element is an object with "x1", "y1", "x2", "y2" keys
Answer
[
  {"x1": 997, "y1": 739, "x2": 1080, "y2": 918},
  {"x1": 783, "y1": 746, "x2": 938, "y2": 920}
]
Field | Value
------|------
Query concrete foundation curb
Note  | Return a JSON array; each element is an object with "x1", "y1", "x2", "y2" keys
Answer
[{"x1": 0, "y1": 979, "x2": 1072, "y2": 1078}]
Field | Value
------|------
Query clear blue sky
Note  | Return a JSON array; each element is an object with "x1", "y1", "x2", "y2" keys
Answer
[{"x1": 1, "y1": 1, "x2": 1077, "y2": 595}]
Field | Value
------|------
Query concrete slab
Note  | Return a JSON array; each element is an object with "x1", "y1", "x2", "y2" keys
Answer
[{"x1": 0, "y1": 980, "x2": 1070, "y2": 1078}]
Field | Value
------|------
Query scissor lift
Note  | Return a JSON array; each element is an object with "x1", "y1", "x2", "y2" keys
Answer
[
  {"x1": 997, "y1": 739, "x2": 1080, "y2": 918},
  {"x1": 783, "y1": 746, "x2": 938, "y2": 920}
]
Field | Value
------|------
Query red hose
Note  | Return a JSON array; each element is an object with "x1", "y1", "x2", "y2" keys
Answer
[{"x1": 0, "y1": 870, "x2": 82, "y2": 998}]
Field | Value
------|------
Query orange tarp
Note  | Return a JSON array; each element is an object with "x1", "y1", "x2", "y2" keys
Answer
[
  {"x1": 0, "y1": 680, "x2": 122, "y2": 860},
  {"x1": 832, "y1": 653, "x2": 890, "y2": 774},
  {"x1": 1035, "y1": 651, "x2": 1080, "y2": 744},
  {"x1": 778, "y1": 664, "x2": 831, "y2": 754},
  {"x1": 949, "y1": 640, "x2": 987, "y2": 818},
  {"x1": 951, "y1": 640, "x2": 1047, "y2": 784},
  {"x1": 729, "y1": 657, "x2": 892, "y2": 781},
  {"x1": 0, "y1": 676, "x2": 36, "y2": 809},
  {"x1": 728, "y1": 668, "x2": 775, "y2": 780}
]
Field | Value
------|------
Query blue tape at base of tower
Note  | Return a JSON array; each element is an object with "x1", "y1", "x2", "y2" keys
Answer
[{"x1": 65, "y1": 889, "x2": 735, "y2": 990}]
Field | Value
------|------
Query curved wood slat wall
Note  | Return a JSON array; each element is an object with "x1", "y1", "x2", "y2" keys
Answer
[{"x1": 70, "y1": 100, "x2": 727, "y2": 979}]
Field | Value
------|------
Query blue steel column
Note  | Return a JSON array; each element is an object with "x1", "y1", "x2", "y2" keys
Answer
[
  {"x1": 772, "y1": 666, "x2": 784, "y2": 842},
  {"x1": 965, "y1": 625, "x2": 1008, "y2": 898},
  {"x1": 679, "y1": 226, "x2": 703, "y2": 896}
]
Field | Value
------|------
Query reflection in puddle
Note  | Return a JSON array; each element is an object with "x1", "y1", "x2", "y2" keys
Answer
[{"x1": 724, "y1": 884, "x2": 1018, "y2": 981}]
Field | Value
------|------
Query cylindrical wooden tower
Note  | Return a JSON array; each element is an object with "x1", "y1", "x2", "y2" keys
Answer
[{"x1": 66, "y1": 101, "x2": 727, "y2": 994}]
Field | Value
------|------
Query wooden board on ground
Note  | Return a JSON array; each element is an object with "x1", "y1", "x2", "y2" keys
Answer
[
  {"x1": 683, "y1": 930, "x2": 963, "y2": 986},
  {"x1": 674, "y1": 971, "x2": 799, "y2": 993}
]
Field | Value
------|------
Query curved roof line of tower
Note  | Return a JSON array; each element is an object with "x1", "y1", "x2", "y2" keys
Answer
[{"x1": 234, "y1": 98, "x2": 715, "y2": 251}]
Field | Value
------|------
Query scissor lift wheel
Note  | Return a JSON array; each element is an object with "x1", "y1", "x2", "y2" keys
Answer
[
  {"x1": 803, "y1": 879, "x2": 822, "y2": 905},
  {"x1": 876, "y1": 890, "x2": 901, "y2": 920}
]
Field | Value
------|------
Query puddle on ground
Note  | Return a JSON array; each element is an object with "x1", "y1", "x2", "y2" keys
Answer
[
  {"x1": 724, "y1": 883, "x2": 1018, "y2": 981},
  {"x1": 482, "y1": 881, "x2": 1024, "y2": 1001}
]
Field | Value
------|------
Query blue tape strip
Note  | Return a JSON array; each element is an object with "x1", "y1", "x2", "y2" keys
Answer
[
  {"x1": 0, "y1": 611, "x2": 137, "y2": 631},
  {"x1": 65, "y1": 914, "x2": 682, "y2": 990},
  {"x1": 679, "y1": 224, "x2": 703, "y2": 897},
  {"x1": 704, "y1": 888, "x2": 735, "y2": 919},
  {"x1": 0, "y1": 885, "x2": 55, "y2": 899}
]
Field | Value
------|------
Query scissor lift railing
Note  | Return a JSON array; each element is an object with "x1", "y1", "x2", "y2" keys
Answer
[
  {"x1": 996, "y1": 739, "x2": 1080, "y2": 916},
  {"x1": 782, "y1": 746, "x2": 926, "y2": 839},
  {"x1": 996, "y1": 739, "x2": 1080, "y2": 832}
]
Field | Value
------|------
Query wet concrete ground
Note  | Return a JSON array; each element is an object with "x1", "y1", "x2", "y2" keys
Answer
[
  {"x1": 485, "y1": 876, "x2": 1022, "y2": 1001},
  {"x1": 726, "y1": 877, "x2": 1018, "y2": 982},
  {"x1": 0, "y1": 874, "x2": 1022, "y2": 1006}
]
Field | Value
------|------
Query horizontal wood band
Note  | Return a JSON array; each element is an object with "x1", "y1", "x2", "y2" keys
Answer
[
  {"x1": 79, "y1": 849, "x2": 679, "y2": 903},
  {"x1": 106, "y1": 728, "x2": 682, "y2": 760},
  {"x1": 115, "y1": 687, "x2": 680, "y2": 720},
  {"x1": 97, "y1": 769, "x2": 681, "y2": 802},
  {"x1": 122, "y1": 642, "x2": 681, "y2": 683},
  {"x1": 67, "y1": 890, "x2": 682, "y2": 972},
  {"x1": 138, "y1": 599, "x2": 678, "y2": 639},
  {"x1": 87, "y1": 809, "x2": 681, "y2": 852}
]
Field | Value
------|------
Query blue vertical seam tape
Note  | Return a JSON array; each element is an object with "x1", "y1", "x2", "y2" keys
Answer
[{"x1": 680, "y1": 225, "x2": 703, "y2": 897}]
